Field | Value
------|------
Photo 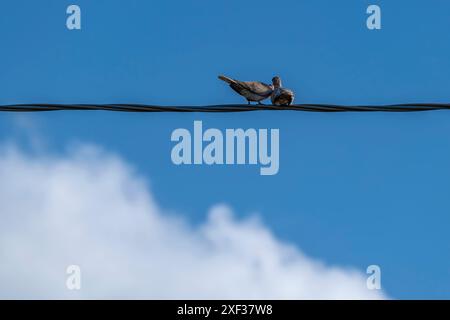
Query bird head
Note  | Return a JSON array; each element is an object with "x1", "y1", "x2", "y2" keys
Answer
[{"x1": 272, "y1": 76, "x2": 282, "y2": 88}]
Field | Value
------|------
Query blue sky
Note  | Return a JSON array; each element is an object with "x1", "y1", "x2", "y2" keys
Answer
[{"x1": 1, "y1": 0, "x2": 450, "y2": 299}]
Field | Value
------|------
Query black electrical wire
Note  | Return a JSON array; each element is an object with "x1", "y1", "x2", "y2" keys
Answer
[{"x1": 1, "y1": 103, "x2": 450, "y2": 113}]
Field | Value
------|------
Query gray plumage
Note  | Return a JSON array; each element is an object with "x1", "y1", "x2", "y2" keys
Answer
[
  {"x1": 218, "y1": 75, "x2": 273, "y2": 104},
  {"x1": 271, "y1": 76, "x2": 295, "y2": 106}
]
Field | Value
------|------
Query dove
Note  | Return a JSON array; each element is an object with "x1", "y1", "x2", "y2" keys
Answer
[
  {"x1": 271, "y1": 76, "x2": 295, "y2": 106},
  {"x1": 218, "y1": 75, "x2": 273, "y2": 105}
]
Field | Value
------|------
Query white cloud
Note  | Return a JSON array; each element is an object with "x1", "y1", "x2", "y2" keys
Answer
[{"x1": 0, "y1": 143, "x2": 386, "y2": 299}]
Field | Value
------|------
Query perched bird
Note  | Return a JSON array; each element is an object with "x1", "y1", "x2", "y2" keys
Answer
[
  {"x1": 271, "y1": 76, "x2": 295, "y2": 106},
  {"x1": 218, "y1": 75, "x2": 273, "y2": 105}
]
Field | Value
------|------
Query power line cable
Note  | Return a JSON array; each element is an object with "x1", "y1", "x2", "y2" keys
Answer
[{"x1": 1, "y1": 103, "x2": 450, "y2": 113}]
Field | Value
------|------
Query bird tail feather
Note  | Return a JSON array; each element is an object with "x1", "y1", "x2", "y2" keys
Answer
[{"x1": 218, "y1": 75, "x2": 235, "y2": 84}]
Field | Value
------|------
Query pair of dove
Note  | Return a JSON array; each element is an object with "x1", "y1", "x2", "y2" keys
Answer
[{"x1": 218, "y1": 75, "x2": 295, "y2": 106}]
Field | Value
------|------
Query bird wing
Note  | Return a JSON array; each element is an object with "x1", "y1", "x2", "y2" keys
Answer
[
  {"x1": 272, "y1": 88, "x2": 295, "y2": 105},
  {"x1": 236, "y1": 81, "x2": 273, "y2": 96}
]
